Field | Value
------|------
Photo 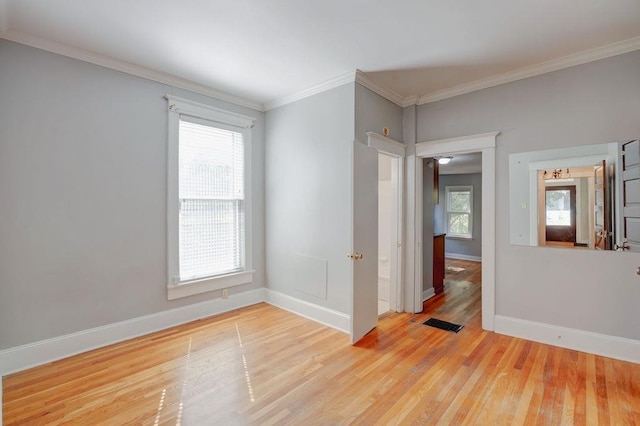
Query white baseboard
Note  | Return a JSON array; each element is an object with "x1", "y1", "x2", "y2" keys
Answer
[
  {"x1": 0, "y1": 288, "x2": 265, "y2": 376},
  {"x1": 422, "y1": 288, "x2": 435, "y2": 302},
  {"x1": 445, "y1": 253, "x2": 482, "y2": 262},
  {"x1": 494, "y1": 315, "x2": 640, "y2": 364},
  {"x1": 264, "y1": 289, "x2": 350, "y2": 334}
]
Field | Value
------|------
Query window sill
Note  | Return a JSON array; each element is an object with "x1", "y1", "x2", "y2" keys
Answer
[
  {"x1": 446, "y1": 235, "x2": 473, "y2": 241},
  {"x1": 167, "y1": 270, "x2": 255, "y2": 300}
]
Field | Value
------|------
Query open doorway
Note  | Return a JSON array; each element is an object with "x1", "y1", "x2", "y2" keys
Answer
[
  {"x1": 378, "y1": 153, "x2": 395, "y2": 315},
  {"x1": 428, "y1": 154, "x2": 483, "y2": 324},
  {"x1": 412, "y1": 132, "x2": 498, "y2": 331}
]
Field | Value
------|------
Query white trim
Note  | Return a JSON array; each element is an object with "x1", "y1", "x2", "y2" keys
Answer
[
  {"x1": 355, "y1": 70, "x2": 416, "y2": 108},
  {"x1": 416, "y1": 132, "x2": 500, "y2": 156},
  {"x1": 167, "y1": 270, "x2": 255, "y2": 300},
  {"x1": 264, "y1": 70, "x2": 356, "y2": 111},
  {"x1": 413, "y1": 156, "x2": 424, "y2": 313},
  {"x1": 166, "y1": 95, "x2": 256, "y2": 128},
  {"x1": 391, "y1": 156, "x2": 404, "y2": 313},
  {"x1": 0, "y1": 288, "x2": 265, "y2": 376},
  {"x1": 265, "y1": 69, "x2": 418, "y2": 111},
  {"x1": 528, "y1": 155, "x2": 607, "y2": 171},
  {"x1": 366, "y1": 132, "x2": 406, "y2": 157},
  {"x1": 264, "y1": 289, "x2": 350, "y2": 334},
  {"x1": 417, "y1": 36, "x2": 640, "y2": 105},
  {"x1": 445, "y1": 253, "x2": 482, "y2": 262},
  {"x1": 0, "y1": 29, "x2": 264, "y2": 111},
  {"x1": 166, "y1": 99, "x2": 254, "y2": 299},
  {"x1": 494, "y1": 315, "x2": 640, "y2": 364},
  {"x1": 422, "y1": 288, "x2": 436, "y2": 302},
  {"x1": 413, "y1": 132, "x2": 498, "y2": 330}
]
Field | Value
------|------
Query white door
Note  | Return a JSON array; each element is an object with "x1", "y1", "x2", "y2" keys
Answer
[{"x1": 350, "y1": 139, "x2": 379, "y2": 343}]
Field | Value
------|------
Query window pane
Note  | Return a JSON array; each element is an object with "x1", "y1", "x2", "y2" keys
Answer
[
  {"x1": 179, "y1": 199, "x2": 245, "y2": 280},
  {"x1": 179, "y1": 120, "x2": 244, "y2": 200},
  {"x1": 450, "y1": 191, "x2": 470, "y2": 212},
  {"x1": 546, "y1": 189, "x2": 571, "y2": 226},
  {"x1": 449, "y1": 213, "x2": 469, "y2": 235}
]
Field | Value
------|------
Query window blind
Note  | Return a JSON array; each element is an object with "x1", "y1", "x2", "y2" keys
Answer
[{"x1": 178, "y1": 118, "x2": 245, "y2": 281}]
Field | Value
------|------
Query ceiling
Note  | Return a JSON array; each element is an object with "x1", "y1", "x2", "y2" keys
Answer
[
  {"x1": 1, "y1": 1, "x2": 639, "y2": 110},
  {"x1": 438, "y1": 153, "x2": 482, "y2": 175}
]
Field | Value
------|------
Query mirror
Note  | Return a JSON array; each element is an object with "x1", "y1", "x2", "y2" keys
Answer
[{"x1": 509, "y1": 142, "x2": 626, "y2": 250}]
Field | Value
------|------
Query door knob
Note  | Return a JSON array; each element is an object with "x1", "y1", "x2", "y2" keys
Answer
[
  {"x1": 347, "y1": 253, "x2": 364, "y2": 260},
  {"x1": 636, "y1": 267, "x2": 640, "y2": 276}
]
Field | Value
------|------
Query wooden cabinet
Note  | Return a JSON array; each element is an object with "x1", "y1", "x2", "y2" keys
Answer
[{"x1": 433, "y1": 234, "x2": 445, "y2": 294}]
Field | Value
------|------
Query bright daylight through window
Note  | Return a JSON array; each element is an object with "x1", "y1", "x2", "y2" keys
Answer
[
  {"x1": 166, "y1": 96, "x2": 254, "y2": 300},
  {"x1": 179, "y1": 120, "x2": 245, "y2": 280},
  {"x1": 446, "y1": 186, "x2": 473, "y2": 239}
]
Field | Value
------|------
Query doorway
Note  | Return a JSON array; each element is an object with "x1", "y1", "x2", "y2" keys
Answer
[
  {"x1": 412, "y1": 132, "x2": 498, "y2": 331},
  {"x1": 378, "y1": 153, "x2": 398, "y2": 315}
]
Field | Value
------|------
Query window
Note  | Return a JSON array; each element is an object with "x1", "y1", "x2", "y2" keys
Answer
[
  {"x1": 445, "y1": 186, "x2": 473, "y2": 239},
  {"x1": 167, "y1": 95, "x2": 255, "y2": 300}
]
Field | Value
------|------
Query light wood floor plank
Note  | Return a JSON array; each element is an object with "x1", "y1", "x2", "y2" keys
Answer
[{"x1": 3, "y1": 259, "x2": 640, "y2": 425}]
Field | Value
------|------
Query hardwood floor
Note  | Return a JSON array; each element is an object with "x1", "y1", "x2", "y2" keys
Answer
[{"x1": 4, "y1": 259, "x2": 640, "y2": 425}]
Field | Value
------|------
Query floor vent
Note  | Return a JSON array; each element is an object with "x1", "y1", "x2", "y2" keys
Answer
[{"x1": 423, "y1": 317, "x2": 464, "y2": 333}]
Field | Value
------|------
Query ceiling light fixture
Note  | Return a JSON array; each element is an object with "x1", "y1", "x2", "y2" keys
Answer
[{"x1": 438, "y1": 156, "x2": 453, "y2": 165}]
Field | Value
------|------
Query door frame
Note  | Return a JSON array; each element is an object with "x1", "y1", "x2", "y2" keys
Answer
[
  {"x1": 411, "y1": 131, "x2": 498, "y2": 331},
  {"x1": 367, "y1": 132, "x2": 405, "y2": 312}
]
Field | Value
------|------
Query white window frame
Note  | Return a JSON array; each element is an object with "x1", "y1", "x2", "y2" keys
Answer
[
  {"x1": 166, "y1": 95, "x2": 255, "y2": 300},
  {"x1": 445, "y1": 185, "x2": 473, "y2": 239}
]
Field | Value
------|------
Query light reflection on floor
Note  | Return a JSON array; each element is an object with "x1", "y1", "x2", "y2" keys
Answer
[
  {"x1": 235, "y1": 322, "x2": 255, "y2": 402},
  {"x1": 176, "y1": 337, "x2": 193, "y2": 426}
]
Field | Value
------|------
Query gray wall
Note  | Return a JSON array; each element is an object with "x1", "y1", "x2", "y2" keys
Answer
[
  {"x1": 417, "y1": 50, "x2": 640, "y2": 340},
  {"x1": 265, "y1": 83, "x2": 355, "y2": 314},
  {"x1": 355, "y1": 83, "x2": 403, "y2": 144},
  {"x1": 0, "y1": 40, "x2": 266, "y2": 349},
  {"x1": 433, "y1": 173, "x2": 482, "y2": 258}
]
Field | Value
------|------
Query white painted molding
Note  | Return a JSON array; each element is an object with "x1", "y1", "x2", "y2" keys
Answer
[
  {"x1": 265, "y1": 69, "x2": 417, "y2": 111},
  {"x1": 167, "y1": 270, "x2": 255, "y2": 300},
  {"x1": 355, "y1": 70, "x2": 416, "y2": 108},
  {"x1": 366, "y1": 132, "x2": 406, "y2": 157},
  {"x1": 422, "y1": 288, "x2": 435, "y2": 302},
  {"x1": 0, "y1": 29, "x2": 265, "y2": 112},
  {"x1": 416, "y1": 131, "x2": 499, "y2": 157},
  {"x1": 495, "y1": 315, "x2": 640, "y2": 364},
  {"x1": 264, "y1": 70, "x2": 356, "y2": 111},
  {"x1": 166, "y1": 95, "x2": 256, "y2": 128},
  {"x1": 0, "y1": 288, "x2": 265, "y2": 376},
  {"x1": 445, "y1": 253, "x2": 482, "y2": 262},
  {"x1": 264, "y1": 288, "x2": 350, "y2": 334},
  {"x1": 418, "y1": 36, "x2": 640, "y2": 105}
]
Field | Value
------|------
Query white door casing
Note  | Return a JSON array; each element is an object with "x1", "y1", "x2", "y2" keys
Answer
[
  {"x1": 413, "y1": 131, "x2": 498, "y2": 331},
  {"x1": 367, "y1": 132, "x2": 406, "y2": 313}
]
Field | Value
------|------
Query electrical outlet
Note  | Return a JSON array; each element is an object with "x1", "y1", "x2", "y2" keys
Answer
[{"x1": 222, "y1": 289, "x2": 229, "y2": 299}]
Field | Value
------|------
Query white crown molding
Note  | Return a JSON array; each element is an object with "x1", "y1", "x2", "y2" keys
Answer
[
  {"x1": 418, "y1": 36, "x2": 640, "y2": 105},
  {"x1": 355, "y1": 70, "x2": 416, "y2": 108},
  {"x1": 264, "y1": 70, "x2": 356, "y2": 111},
  {"x1": 495, "y1": 315, "x2": 640, "y2": 364},
  {"x1": 0, "y1": 29, "x2": 266, "y2": 112}
]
